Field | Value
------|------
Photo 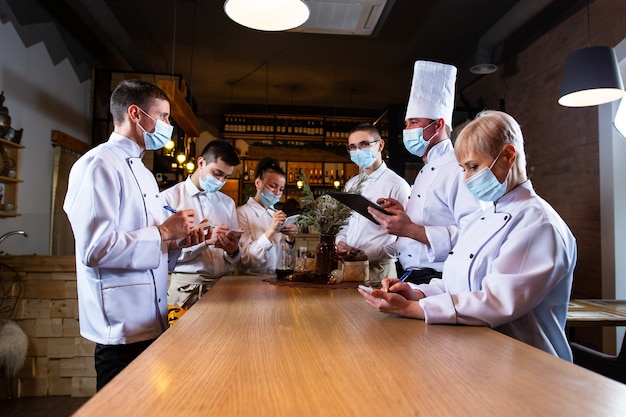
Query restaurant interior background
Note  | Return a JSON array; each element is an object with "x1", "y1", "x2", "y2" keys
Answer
[{"x1": 1, "y1": 0, "x2": 626, "y2": 357}]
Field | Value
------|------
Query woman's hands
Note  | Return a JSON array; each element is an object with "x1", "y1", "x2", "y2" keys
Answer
[
  {"x1": 357, "y1": 277, "x2": 426, "y2": 319},
  {"x1": 265, "y1": 210, "x2": 296, "y2": 240}
]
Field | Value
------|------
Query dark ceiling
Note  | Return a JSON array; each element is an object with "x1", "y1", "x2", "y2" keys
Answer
[{"x1": 4, "y1": 0, "x2": 586, "y2": 129}]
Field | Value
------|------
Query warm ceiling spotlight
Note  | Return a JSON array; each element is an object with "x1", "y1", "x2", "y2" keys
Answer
[{"x1": 224, "y1": 0, "x2": 310, "y2": 31}]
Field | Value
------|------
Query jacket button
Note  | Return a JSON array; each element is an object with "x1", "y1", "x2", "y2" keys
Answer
[
  {"x1": 431, "y1": 167, "x2": 435, "y2": 171},
  {"x1": 469, "y1": 254, "x2": 474, "y2": 259},
  {"x1": 449, "y1": 251, "x2": 453, "y2": 255}
]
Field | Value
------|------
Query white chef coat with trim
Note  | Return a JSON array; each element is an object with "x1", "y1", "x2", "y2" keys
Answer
[
  {"x1": 63, "y1": 133, "x2": 172, "y2": 345},
  {"x1": 161, "y1": 176, "x2": 240, "y2": 276},
  {"x1": 335, "y1": 162, "x2": 410, "y2": 262},
  {"x1": 416, "y1": 181, "x2": 576, "y2": 361},
  {"x1": 395, "y1": 139, "x2": 486, "y2": 271},
  {"x1": 237, "y1": 197, "x2": 287, "y2": 275}
]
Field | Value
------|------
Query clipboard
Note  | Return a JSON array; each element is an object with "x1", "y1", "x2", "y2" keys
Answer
[{"x1": 327, "y1": 192, "x2": 390, "y2": 225}]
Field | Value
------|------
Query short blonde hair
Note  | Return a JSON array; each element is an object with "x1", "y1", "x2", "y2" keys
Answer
[{"x1": 455, "y1": 110, "x2": 526, "y2": 169}]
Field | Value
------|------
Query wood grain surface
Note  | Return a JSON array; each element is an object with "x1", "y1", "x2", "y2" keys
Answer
[{"x1": 72, "y1": 276, "x2": 626, "y2": 417}]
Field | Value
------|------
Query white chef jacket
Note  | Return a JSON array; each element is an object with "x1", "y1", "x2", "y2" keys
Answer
[
  {"x1": 335, "y1": 162, "x2": 410, "y2": 262},
  {"x1": 416, "y1": 181, "x2": 576, "y2": 361},
  {"x1": 161, "y1": 177, "x2": 240, "y2": 276},
  {"x1": 63, "y1": 133, "x2": 174, "y2": 345},
  {"x1": 395, "y1": 139, "x2": 485, "y2": 271},
  {"x1": 237, "y1": 197, "x2": 288, "y2": 275}
]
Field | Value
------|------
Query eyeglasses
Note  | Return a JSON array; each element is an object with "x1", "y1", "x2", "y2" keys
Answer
[{"x1": 346, "y1": 140, "x2": 380, "y2": 152}]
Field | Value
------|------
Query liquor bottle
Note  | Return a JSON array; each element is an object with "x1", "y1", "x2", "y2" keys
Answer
[
  {"x1": 288, "y1": 168, "x2": 294, "y2": 184},
  {"x1": 324, "y1": 170, "x2": 330, "y2": 185}
]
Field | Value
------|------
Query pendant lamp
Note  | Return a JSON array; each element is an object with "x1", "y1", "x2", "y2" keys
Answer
[
  {"x1": 558, "y1": 46, "x2": 624, "y2": 107},
  {"x1": 224, "y1": 0, "x2": 310, "y2": 32}
]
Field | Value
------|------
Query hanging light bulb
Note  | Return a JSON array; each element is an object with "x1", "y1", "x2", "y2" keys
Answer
[
  {"x1": 164, "y1": 139, "x2": 175, "y2": 157},
  {"x1": 186, "y1": 161, "x2": 195, "y2": 172},
  {"x1": 224, "y1": 0, "x2": 310, "y2": 31},
  {"x1": 176, "y1": 152, "x2": 187, "y2": 165}
]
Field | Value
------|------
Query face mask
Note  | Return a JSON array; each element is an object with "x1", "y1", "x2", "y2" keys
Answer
[
  {"x1": 259, "y1": 187, "x2": 280, "y2": 208},
  {"x1": 402, "y1": 121, "x2": 436, "y2": 157},
  {"x1": 350, "y1": 148, "x2": 377, "y2": 169},
  {"x1": 138, "y1": 108, "x2": 173, "y2": 150},
  {"x1": 199, "y1": 170, "x2": 225, "y2": 193},
  {"x1": 464, "y1": 150, "x2": 508, "y2": 202}
]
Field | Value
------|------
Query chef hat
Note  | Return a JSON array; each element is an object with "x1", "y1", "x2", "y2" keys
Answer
[{"x1": 405, "y1": 61, "x2": 457, "y2": 128}]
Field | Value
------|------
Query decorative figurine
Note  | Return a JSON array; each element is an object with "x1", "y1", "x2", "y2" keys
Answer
[{"x1": 0, "y1": 91, "x2": 11, "y2": 137}]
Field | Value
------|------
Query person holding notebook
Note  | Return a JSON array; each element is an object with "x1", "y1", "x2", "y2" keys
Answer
[{"x1": 335, "y1": 123, "x2": 410, "y2": 281}]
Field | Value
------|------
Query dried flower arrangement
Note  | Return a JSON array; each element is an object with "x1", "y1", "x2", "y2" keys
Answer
[{"x1": 296, "y1": 171, "x2": 366, "y2": 236}]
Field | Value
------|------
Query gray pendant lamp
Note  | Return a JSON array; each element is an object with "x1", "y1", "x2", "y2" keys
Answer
[
  {"x1": 558, "y1": 45, "x2": 624, "y2": 107},
  {"x1": 224, "y1": 0, "x2": 310, "y2": 31}
]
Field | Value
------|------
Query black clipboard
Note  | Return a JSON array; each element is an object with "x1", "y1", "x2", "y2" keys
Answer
[{"x1": 327, "y1": 192, "x2": 391, "y2": 225}]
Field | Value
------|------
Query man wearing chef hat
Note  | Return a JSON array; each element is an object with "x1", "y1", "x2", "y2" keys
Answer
[{"x1": 369, "y1": 60, "x2": 485, "y2": 284}]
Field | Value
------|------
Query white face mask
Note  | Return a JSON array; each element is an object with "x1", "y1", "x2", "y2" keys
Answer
[
  {"x1": 464, "y1": 149, "x2": 508, "y2": 202},
  {"x1": 402, "y1": 120, "x2": 436, "y2": 157},
  {"x1": 260, "y1": 187, "x2": 281, "y2": 208},
  {"x1": 138, "y1": 108, "x2": 173, "y2": 150},
  {"x1": 199, "y1": 170, "x2": 225, "y2": 193}
]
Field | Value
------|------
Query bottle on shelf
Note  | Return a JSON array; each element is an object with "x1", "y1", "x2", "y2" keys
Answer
[
  {"x1": 288, "y1": 167, "x2": 294, "y2": 184},
  {"x1": 324, "y1": 170, "x2": 330, "y2": 185}
]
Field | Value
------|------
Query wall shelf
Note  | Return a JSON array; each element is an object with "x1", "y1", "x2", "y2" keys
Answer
[{"x1": 0, "y1": 137, "x2": 23, "y2": 217}]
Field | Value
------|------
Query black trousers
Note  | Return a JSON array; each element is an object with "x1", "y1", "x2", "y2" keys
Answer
[
  {"x1": 401, "y1": 268, "x2": 442, "y2": 285},
  {"x1": 94, "y1": 338, "x2": 155, "y2": 391}
]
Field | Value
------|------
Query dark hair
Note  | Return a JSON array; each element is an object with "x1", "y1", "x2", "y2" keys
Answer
[
  {"x1": 254, "y1": 157, "x2": 285, "y2": 180},
  {"x1": 200, "y1": 140, "x2": 240, "y2": 166},
  {"x1": 109, "y1": 80, "x2": 170, "y2": 125},
  {"x1": 349, "y1": 123, "x2": 381, "y2": 140}
]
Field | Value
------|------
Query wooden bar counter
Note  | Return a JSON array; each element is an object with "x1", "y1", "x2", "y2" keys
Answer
[{"x1": 72, "y1": 276, "x2": 626, "y2": 417}]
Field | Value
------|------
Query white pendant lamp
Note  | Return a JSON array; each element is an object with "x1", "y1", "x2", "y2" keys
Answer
[
  {"x1": 224, "y1": 0, "x2": 310, "y2": 32},
  {"x1": 558, "y1": 46, "x2": 625, "y2": 107}
]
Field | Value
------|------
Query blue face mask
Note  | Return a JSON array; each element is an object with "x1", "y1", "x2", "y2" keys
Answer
[
  {"x1": 259, "y1": 187, "x2": 281, "y2": 208},
  {"x1": 402, "y1": 121, "x2": 435, "y2": 157},
  {"x1": 464, "y1": 150, "x2": 508, "y2": 202},
  {"x1": 199, "y1": 171, "x2": 225, "y2": 193},
  {"x1": 138, "y1": 108, "x2": 174, "y2": 150},
  {"x1": 349, "y1": 148, "x2": 377, "y2": 169}
]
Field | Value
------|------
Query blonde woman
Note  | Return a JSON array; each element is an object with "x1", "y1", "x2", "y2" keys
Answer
[{"x1": 363, "y1": 110, "x2": 577, "y2": 361}]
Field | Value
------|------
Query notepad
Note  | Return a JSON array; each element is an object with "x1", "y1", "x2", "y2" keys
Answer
[
  {"x1": 279, "y1": 214, "x2": 300, "y2": 230},
  {"x1": 326, "y1": 192, "x2": 391, "y2": 225}
]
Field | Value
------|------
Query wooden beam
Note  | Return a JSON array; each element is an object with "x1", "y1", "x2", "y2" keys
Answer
[
  {"x1": 51, "y1": 130, "x2": 90, "y2": 153},
  {"x1": 157, "y1": 80, "x2": 200, "y2": 137}
]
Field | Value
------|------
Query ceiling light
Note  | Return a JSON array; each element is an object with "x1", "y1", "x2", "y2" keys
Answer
[
  {"x1": 558, "y1": 46, "x2": 625, "y2": 107},
  {"x1": 470, "y1": 63, "x2": 498, "y2": 75},
  {"x1": 224, "y1": 0, "x2": 310, "y2": 31}
]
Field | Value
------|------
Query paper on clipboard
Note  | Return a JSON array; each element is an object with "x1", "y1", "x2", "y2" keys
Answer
[{"x1": 327, "y1": 192, "x2": 391, "y2": 225}]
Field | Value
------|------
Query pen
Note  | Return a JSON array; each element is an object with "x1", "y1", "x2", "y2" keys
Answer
[
  {"x1": 398, "y1": 269, "x2": 412, "y2": 283},
  {"x1": 163, "y1": 205, "x2": 177, "y2": 214},
  {"x1": 387, "y1": 270, "x2": 412, "y2": 293}
]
